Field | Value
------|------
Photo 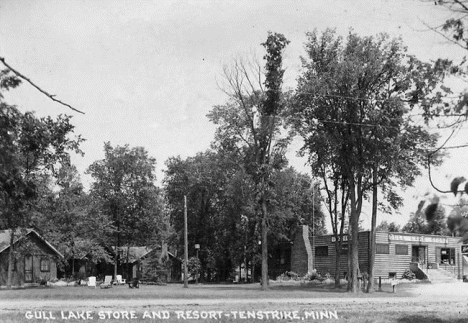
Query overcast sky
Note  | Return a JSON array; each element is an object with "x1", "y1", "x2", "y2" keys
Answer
[{"x1": 1, "y1": 0, "x2": 467, "y2": 228}]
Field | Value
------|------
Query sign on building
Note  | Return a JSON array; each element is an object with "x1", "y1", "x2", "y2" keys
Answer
[
  {"x1": 331, "y1": 235, "x2": 348, "y2": 242},
  {"x1": 461, "y1": 244, "x2": 468, "y2": 254},
  {"x1": 388, "y1": 233, "x2": 448, "y2": 244}
]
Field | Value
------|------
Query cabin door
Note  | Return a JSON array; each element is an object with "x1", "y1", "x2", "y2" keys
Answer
[
  {"x1": 412, "y1": 246, "x2": 426, "y2": 265},
  {"x1": 24, "y1": 255, "x2": 33, "y2": 283}
]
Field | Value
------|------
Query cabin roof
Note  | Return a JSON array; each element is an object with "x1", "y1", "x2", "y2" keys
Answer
[
  {"x1": 0, "y1": 229, "x2": 64, "y2": 258},
  {"x1": 114, "y1": 246, "x2": 176, "y2": 263}
]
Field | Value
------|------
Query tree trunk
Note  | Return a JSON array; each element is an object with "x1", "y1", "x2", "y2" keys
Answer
[
  {"x1": 348, "y1": 181, "x2": 360, "y2": 293},
  {"x1": 7, "y1": 230, "x2": 15, "y2": 289},
  {"x1": 126, "y1": 246, "x2": 131, "y2": 279},
  {"x1": 348, "y1": 215, "x2": 360, "y2": 293},
  {"x1": 261, "y1": 198, "x2": 269, "y2": 290},
  {"x1": 334, "y1": 240, "x2": 341, "y2": 288},
  {"x1": 114, "y1": 226, "x2": 119, "y2": 280},
  {"x1": 71, "y1": 239, "x2": 75, "y2": 277},
  {"x1": 367, "y1": 166, "x2": 378, "y2": 293}
]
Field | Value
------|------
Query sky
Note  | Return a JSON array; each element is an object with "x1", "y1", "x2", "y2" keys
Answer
[{"x1": 0, "y1": 0, "x2": 467, "y2": 229}]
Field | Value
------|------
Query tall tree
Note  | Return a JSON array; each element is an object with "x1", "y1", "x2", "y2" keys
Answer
[
  {"x1": 0, "y1": 69, "x2": 83, "y2": 288},
  {"x1": 290, "y1": 29, "x2": 445, "y2": 292},
  {"x1": 417, "y1": 2, "x2": 468, "y2": 241},
  {"x1": 31, "y1": 165, "x2": 112, "y2": 277},
  {"x1": 208, "y1": 32, "x2": 290, "y2": 290},
  {"x1": 164, "y1": 151, "x2": 236, "y2": 282},
  {"x1": 87, "y1": 143, "x2": 164, "y2": 279},
  {"x1": 164, "y1": 145, "x2": 326, "y2": 283}
]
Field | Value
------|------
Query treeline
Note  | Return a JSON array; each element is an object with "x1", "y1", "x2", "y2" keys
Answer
[{"x1": 1, "y1": 25, "x2": 464, "y2": 291}]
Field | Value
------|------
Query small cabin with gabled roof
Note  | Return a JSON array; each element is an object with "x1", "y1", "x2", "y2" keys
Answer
[
  {"x1": 116, "y1": 245, "x2": 182, "y2": 283},
  {"x1": 0, "y1": 229, "x2": 63, "y2": 286}
]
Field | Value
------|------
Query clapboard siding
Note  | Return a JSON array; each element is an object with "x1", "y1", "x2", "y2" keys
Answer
[
  {"x1": 312, "y1": 232, "x2": 370, "y2": 278},
  {"x1": 372, "y1": 232, "x2": 462, "y2": 278},
  {"x1": 293, "y1": 229, "x2": 463, "y2": 280}
]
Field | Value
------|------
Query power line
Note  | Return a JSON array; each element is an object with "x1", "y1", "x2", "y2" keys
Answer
[
  {"x1": 284, "y1": 113, "x2": 466, "y2": 130},
  {"x1": 293, "y1": 89, "x2": 467, "y2": 106}
]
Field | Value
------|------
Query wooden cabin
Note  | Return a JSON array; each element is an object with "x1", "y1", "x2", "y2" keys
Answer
[
  {"x1": 117, "y1": 245, "x2": 181, "y2": 283},
  {"x1": 0, "y1": 229, "x2": 63, "y2": 286}
]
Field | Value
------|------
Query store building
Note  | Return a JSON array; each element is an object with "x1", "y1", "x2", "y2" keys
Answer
[{"x1": 288, "y1": 226, "x2": 463, "y2": 280}]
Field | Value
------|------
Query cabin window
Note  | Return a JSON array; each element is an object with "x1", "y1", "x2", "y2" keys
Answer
[
  {"x1": 280, "y1": 249, "x2": 285, "y2": 265},
  {"x1": 315, "y1": 246, "x2": 328, "y2": 257},
  {"x1": 340, "y1": 244, "x2": 348, "y2": 255},
  {"x1": 40, "y1": 258, "x2": 50, "y2": 272},
  {"x1": 11, "y1": 258, "x2": 17, "y2": 271},
  {"x1": 440, "y1": 248, "x2": 455, "y2": 265},
  {"x1": 395, "y1": 244, "x2": 408, "y2": 255},
  {"x1": 389, "y1": 272, "x2": 397, "y2": 279},
  {"x1": 376, "y1": 244, "x2": 390, "y2": 254}
]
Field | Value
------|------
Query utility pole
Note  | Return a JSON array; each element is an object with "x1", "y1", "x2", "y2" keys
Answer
[
  {"x1": 195, "y1": 244, "x2": 200, "y2": 284},
  {"x1": 312, "y1": 182, "x2": 315, "y2": 270},
  {"x1": 184, "y1": 195, "x2": 188, "y2": 288}
]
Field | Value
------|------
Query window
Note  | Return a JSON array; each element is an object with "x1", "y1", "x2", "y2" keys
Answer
[
  {"x1": 315, "y1": 246, "x2": 328, "y2": 257},
  {"x1": 40, "y1": 258, "x2": 50, "y2": 272},
  {"x1": 376, "y1": 244, "x2": 390, "y2": 254},
  {"x1": 440, "y1": 248, "x2": 455, "y2": 265},
  {"x1": 395, "y1": 244, "x2": 408, "y2": 255},
  {"x1": 280, "y1": 250, "x2": 285, "y2": 264},
  {"x1": 340, "y1": 244, "x2": 348, "y2": 255},
  {"x1": 389, "y1": 272, "x2": 396, "y2": 279}
]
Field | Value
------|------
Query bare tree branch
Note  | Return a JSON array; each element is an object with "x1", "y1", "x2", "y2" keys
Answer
[
  {"x1": 0, "y1": 57, "x2": 85, "y2": 114},
  {"x1": 454, "y1": 0, "x2": 468, "y2": 12},
  {"x1": 419, "y1": 19, "x2": 468, "y2": 50}
]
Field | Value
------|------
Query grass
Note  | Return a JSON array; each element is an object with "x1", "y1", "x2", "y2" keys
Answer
[
  {"x1": 0, "y1": 281, "x2": 414, "y2": 300},
  {"x1": 0, "y1": 282, "x2": 466, "y2": 323}
]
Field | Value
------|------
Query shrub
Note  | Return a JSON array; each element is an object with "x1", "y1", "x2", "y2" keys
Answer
[
  {"x1": 276, "y1": 273, "x2": 288, "y2": 281},
  {"x1": 401, "y1": 269, "x2": 415, "y2": 280},
  {"x1": 286, "y1": 271, "x2": 299, "y2": 280},
  {"x1": 303, "y1": 270, "x2": 322, "y2": 281},
  {"x1": 188, "y1": 257, "x2": 201, "y2": 277}
]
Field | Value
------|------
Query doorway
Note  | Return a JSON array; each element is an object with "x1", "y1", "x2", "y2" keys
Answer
[
  {"x1": 24, "y1": 255, "x2": 33, "y2": 283},
  {"x1": 412, "y1": 246, "x2": 426, "y2": 265}
]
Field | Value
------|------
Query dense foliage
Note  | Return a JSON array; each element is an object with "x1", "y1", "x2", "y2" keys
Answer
[
  {"x1": 164, "y1": 149, "x2": 325, "y2": 282},
  {"x1": 87, "y1": 143, "x2": 166, "y2": 277},
  {"x1": 0, "y1": 70, "x2": 84, "y2": 287},
  {"x1": 290, "y1": 29, "x2": 446, "y2": 292}
]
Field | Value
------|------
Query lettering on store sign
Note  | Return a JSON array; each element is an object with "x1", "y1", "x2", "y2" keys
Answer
[{"x1": 388, "y1": 234, "x2": 448, "y2": 244}]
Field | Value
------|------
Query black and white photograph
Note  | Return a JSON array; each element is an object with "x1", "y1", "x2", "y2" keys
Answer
[{"x1": 1, "y1": 1, "x2": 468, "y2": 322}]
